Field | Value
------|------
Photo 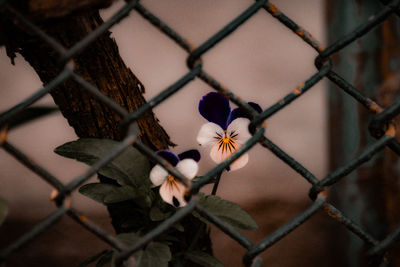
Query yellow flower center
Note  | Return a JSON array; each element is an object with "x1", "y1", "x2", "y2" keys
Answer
[
  {"x1": 167, "y1": 176, "x2": 181, "y2": 192},
  {"x1": 217, "y1": 132, "x2": 237, "y2": 153},
  {"x1": 222, "y1": 137, "x2": 231, "y2": 144}
]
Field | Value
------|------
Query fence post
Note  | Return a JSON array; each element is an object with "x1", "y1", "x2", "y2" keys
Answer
[{"x1": 327, "y1": 0, "x2": 400, "y2": 265}]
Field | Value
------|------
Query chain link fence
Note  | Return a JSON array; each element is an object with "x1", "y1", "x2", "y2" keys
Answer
[{"x1": 0, "y1": 0, "x2": 400, "y2": 266}]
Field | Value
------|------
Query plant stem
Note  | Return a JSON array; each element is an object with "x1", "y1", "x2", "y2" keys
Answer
[
  {"x1": 187, "y1": 223, "x2": 205, "y2": 252},
  {"x1": 211, "y1": 171, "x2": 223, "y2": 195},
  {"x1": 187, "y1": 171, "x2": 223, "y2": 254}
]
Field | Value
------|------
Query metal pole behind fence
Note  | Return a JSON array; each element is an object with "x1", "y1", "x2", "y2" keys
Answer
[{"x1": 328, "y1": 0, "x2": 400, "y2": 266}]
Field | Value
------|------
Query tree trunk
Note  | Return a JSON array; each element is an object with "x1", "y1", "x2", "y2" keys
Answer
[{"x1": 327, "y1": 0, "x2": 400, "y2": 266}]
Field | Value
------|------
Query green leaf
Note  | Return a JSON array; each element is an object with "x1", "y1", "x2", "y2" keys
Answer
[
  {"x1": 78, "y1": 250, "x2": 110, "y2": 267},
  {"x1": 120, "y1": 215, "x2": 149, "y2": 231},
  {"x1": 79, "y1": 183, "x2": 151, "y2": 206},
  {"x1": 0, "y1": 198, "x2": 8, "y2": 226},
  {"x1": 1, "y1": 106, "x2": 58, "y2": 130},
  {"x1": 134, "y1": 242, "x2": 171, "y2": 267},
  {"x1": 103, "y1": 186, "x2": 140, "y2": 204},
  {"x1": 158, "y1": 234, "x2": 180, "y2": 244},
  {"x1": 184, "y1": 251, "x2": 223, "y2": 267},
  {"x1": 194, "y1": 194, "x2": 258, "y2": 231},
  {"x1": 172, "y1": 222, "x2": 184, "y2": 232},
  {"x1": 115, "y1": 232, "x2": 141, "y2": 246},
  {"x1": 96, "y1": 250, "x2": 113, "y2": 267},
  {"x1": 54, "y1": 138, "x2": 150, "y2": 187},
  {"x1": 149, "y1": 206, "x2": 172, "y2": 221},
  {"x1": 116, "y1": 233, "x2": 171, "y2": 267},
  {"x1": 79, "y1": 183, "x2": 119, "y2": 204}
]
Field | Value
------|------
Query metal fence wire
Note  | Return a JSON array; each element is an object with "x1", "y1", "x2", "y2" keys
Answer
[{"x1": 0, "y1": 0, "x2": 400, "y2": 266}]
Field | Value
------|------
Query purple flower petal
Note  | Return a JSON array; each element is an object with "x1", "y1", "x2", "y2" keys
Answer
[
  {"x1": 199, "y1": 92, "x2": 231, "y2": 129},
  {"x1": 156, "y1": 151, "x2": 179, "y2": 166},
  {"x1": 249, "y1": 102, "x2": 263, "y2": 113},
  {"x1": 178, "y1": 149, "x2": 201, "y2": 162},
  {"x1": 228, "y1": 102, "x2": 262, "y2": 125}
]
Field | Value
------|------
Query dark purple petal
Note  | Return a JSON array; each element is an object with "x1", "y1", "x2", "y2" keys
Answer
[
  {"x1": 249, "y1": 102, "x2": 263, "y2": 113},
  {"x1": 199, "y1": 92, "x2": 231, "y2": 129},
  {"x1": 228, "y1": 102, "x2": 262, "y2": 124},
  {"x1": 156, "y1": 151, "x2": 179, "y2": 166},
  {"x1": 172, "y1": 196, "x2": 180, "y2": 207},
  {"x1": 178, "y1": 149, "x2": 201, "y2": 162}
]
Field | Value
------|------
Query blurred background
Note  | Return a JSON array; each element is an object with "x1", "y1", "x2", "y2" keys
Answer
[{"x1": 0, "y1": 0, "x2": 340, "y2": 266}]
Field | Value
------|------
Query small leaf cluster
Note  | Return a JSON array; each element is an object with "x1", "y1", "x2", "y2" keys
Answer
[{"x1": 55, "y1": 138, "x2": 258, "y2": 267}]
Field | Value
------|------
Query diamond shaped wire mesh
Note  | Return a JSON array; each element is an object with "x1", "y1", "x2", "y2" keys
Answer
[{"x1": 0, "y1": 0, "x2": 400, "y2": 266}]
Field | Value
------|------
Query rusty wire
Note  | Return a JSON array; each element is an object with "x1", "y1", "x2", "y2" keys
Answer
[{"x1": 0, "y1": 0, "x2": 400, "y2": 266}]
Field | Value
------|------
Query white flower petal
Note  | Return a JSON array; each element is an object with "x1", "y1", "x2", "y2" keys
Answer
[
  {"x1": 227, "y1": 118, "x2": 251, "y2": 144},
  {"x1": 210, "y1": 142, "x2": 230, "y2": 164},
  {"x1": 149, "y1": 165, "x2": 168, "y2": 186},
  {"x1": 159, "y1": 179, "x2": 187, "y2": 207},
  {"x1": 176, "y1": 159, "x2": 198, "y2": 180},
  {"x1": 210, "y1": 142, "x2": 249, "y2": 171},
  {"x1": 229, "y1": 152, "x2": 249, "y2": 171},
  {"x1": 197, "y1": 122, "x2": 224, "y2": 146}
]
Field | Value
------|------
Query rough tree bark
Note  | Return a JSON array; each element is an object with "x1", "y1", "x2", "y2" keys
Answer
[
  {"x1": 0, "y1": 0, "x2": 211, "y2": 264},
  {"x1": 2, "y1": 3, "x2": 173, "y2": 150},
  {"x1": 11, "y1": 0, "x2": 117, "y2": 20}
]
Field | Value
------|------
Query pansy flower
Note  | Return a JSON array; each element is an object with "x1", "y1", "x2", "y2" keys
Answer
[
  {"x1": 150, "y1": 150, "x2": 200, "y2": 207},
  {"x1": 196, "y1": 92, "x2": 262, "y2": 171}
]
